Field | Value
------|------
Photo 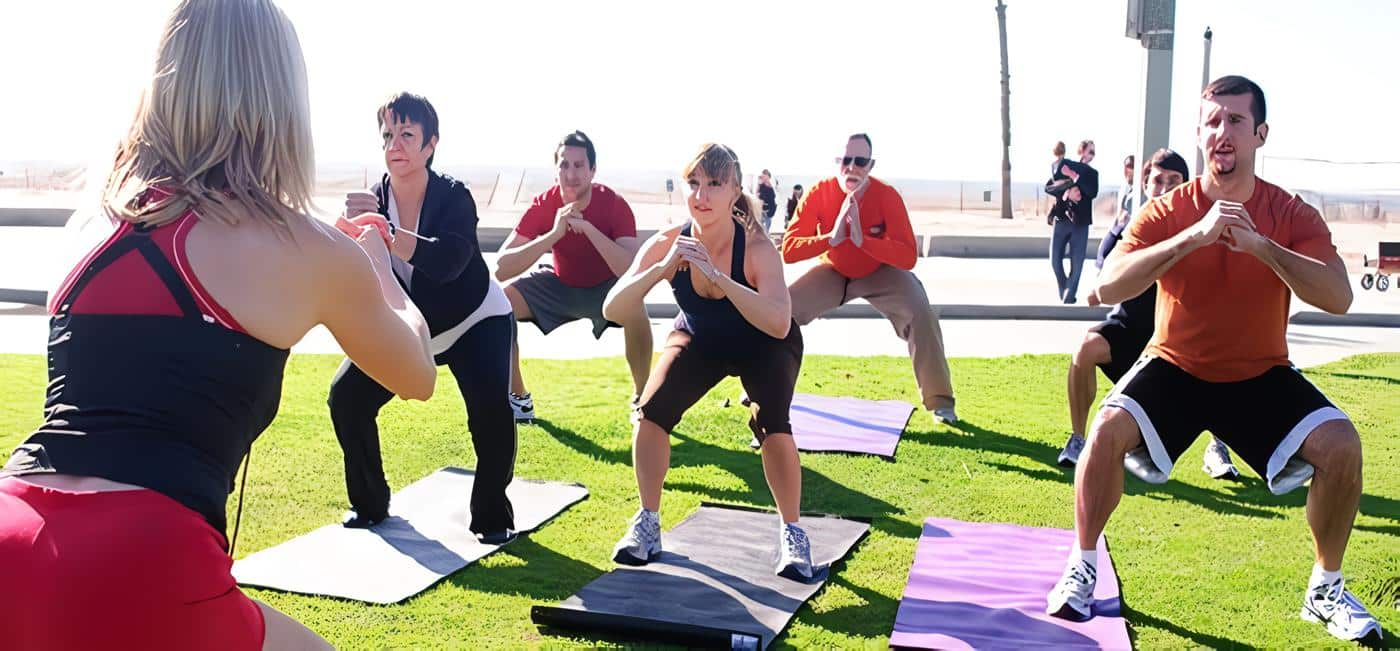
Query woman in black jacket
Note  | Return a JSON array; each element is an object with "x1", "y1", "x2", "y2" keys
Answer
[{"x1": 331, "y1": 92, "x2": 518, "y2": 543}]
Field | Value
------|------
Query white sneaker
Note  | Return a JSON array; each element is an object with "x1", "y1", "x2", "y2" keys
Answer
[
  {"x1": 1201, "y1": 437, "x2": 1240, "y2": 480},
  {"x1": 932, "y1": 406, "x2": 959, "y2": 425},
  {"x1": 776, "y1": 522, "x2": 815, "y2": 581},
  {"x1": 509, "y1": 392, "x2": 534, "y2": 422},
  {"x1": 1300, "y1": 577, "x2": 1384, "y2": 643},
  {"x1": 1046, "y1": 559, "x2": 1097, "y2": 622},
  {"x1": 1058, "y1": 434, "x2": 1086, "y2": 467},
  {"x1": 612, "y1": 508, "x2": 662, "y2": 565}
]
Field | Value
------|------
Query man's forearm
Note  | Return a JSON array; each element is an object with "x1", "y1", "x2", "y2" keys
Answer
[
  {"x1": 584, "y1": 228, "x2": 636, "y2": 278},
  {"x1": 1098, "y1": 232, "x2": 1196, "y2": 304},
  {"x1": 495, "y1": 234, "x2": 558, "y2": 280},
  {"x1": 1256, "y1": 240, "x2": 1353, "y2": 314}
]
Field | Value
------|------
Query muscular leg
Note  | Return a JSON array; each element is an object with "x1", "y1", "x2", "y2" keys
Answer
[
  {"x1": 1298, "y1": 419, "x2": 1363, "y2": 571},
  {"x1": 759, "y1": 434, "x2": 802, "y2": 524},
  {"x1": 1075, "y1": 407, "x2": 1143, "y2": 550},
  {"x1": 1068, "y1": 332, "x2": 1112, "y2": 437},
  {"x1": 616, "y1": 301, "x2": 655, "y2": 398},
  {"x1": 633, "y1": 419, "x2": 671, "y2": 512}
]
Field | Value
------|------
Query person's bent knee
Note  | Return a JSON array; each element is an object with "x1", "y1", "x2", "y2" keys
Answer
[
  {"x1": 503, "y1": 284, "x2": 533, "y2": 320},
  {"x1": 1086, "y1": 407, "x2": 1142, "y2": 458},
  {"x1": 1074, "y1": 332, "x2": 1111, "y2": 368},
  {"x1": 1306, "y1": 419, "x2": 1363, "y2": 479}
]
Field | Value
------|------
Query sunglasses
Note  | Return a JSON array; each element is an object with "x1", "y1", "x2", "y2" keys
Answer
[{"x1": 836, "y1": 156, "x2": 874, "y2": 167}]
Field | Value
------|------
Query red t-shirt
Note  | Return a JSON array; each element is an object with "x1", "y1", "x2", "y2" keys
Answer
[
  {"x1": 515, "y1": 183, "x2": 637, "y2": 287},
  {"x1": 1118, "y1": 177, "x2": 1336, "y2": 382}
]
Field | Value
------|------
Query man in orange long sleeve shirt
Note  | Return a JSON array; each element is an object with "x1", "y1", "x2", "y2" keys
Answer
[{"x1": 782, "y1": 133, "x2": 957, "y2": 422}]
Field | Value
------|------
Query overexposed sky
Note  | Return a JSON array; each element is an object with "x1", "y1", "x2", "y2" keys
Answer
[{"x1": 1, "y1": 0, "x2": 1397, "y2": 187}]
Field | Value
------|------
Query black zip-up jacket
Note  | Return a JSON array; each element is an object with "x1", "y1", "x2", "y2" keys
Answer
[{"x1": 373, "y1": 170, "x2": 490, "y2": 335}]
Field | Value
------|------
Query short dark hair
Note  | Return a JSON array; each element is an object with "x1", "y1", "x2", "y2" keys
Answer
[
  {"x1": 1202, "y1": 75, "x2": 1266, "y2": 129},
  {"x1": 848, "y1": 133, "x2": 873, "y2": 152},
  {"x1": 1144, "y1": 148, "x2": 1190, "y2": 185},
  {"x1": 555, "y1": 130, "x2": 597, "y2": 169},
  {"x1": 793, "y1": 184, "x2": 803, "y2": 191},
  {"x1": 377, "y1": 92, "x2": 439, "y2": 167}
]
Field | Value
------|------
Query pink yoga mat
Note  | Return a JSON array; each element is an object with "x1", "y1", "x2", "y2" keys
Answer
[
  {"x1": 890, "y1": 518, "x2": 1130, "y2": 650},
  {"x1": 752, "y1": 393, "x2": 914, "y2": 458}
]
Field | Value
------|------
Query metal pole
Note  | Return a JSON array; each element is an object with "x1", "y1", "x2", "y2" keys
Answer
[
  {"x1": 1129, "y1": 0, "x2": 1175, "y2": 210},
  {"x1": 996, "y1": 0, "x2": 1013, "y2": 219},
  {"x1": 1195, "y1": 26, "x2": 1212, "y2": 176}
]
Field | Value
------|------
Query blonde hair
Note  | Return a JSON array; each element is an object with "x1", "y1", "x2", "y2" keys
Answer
[
  {"x1": 102, "y1": 0, "x2": 315, "y2": 229},
  {"x1": 682, "y1": 143, "x2": 762, "y2": 234}
]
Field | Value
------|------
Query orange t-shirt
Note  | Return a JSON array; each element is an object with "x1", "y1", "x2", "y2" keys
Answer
[
  {"x1": 781, "y1": 177, "x2": 917, "y2": 278},
  {"x1": 1118, "y1": 177, "x2": 1336, "y2": 382}
]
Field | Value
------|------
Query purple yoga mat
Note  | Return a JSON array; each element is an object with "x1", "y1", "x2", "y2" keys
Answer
[
  {"x1": 752, "y1": 393, "x2": 915, "y2": 458},
  {"x1": 890, "y1": 518, "x2": 1130, "y2": 650}
]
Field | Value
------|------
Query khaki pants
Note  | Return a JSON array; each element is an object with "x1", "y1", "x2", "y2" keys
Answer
[{"x1": 788, "y1": 264, "x2": 955, "y2": 410}]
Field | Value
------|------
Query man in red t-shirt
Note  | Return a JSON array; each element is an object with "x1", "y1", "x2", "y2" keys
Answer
[
  {"x1": 495, "y1": 131, "x2": 650, "y2": 420},
  {"x1": 1046, "y1": 76, "x2": 1379, "y2": 644},
  {"x1": 782, "y1": 133, "x2": 957, "y2": 423}
]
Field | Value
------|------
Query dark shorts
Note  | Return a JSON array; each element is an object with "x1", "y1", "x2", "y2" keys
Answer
[
  {"x1": 1088, "y1": 315, "x2": 1152, "y2": 382},
  {"x1": 638, "y1": 325, "x2": 803, "y2": 444},
  {"x1": 510, "y1": 267, "x2": 618, "y2": 338},
  {"x1": 1101, "y1": 357, "x2": 1349, "y2": 492}
]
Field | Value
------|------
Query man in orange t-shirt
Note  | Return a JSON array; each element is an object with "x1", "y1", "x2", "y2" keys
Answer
[
  {"x1": 1046, "y1": 76, "x2": 1379, "y2": 644},
  {"x1": 783, "y1": 133, "x2": 956, "y2": 423}
]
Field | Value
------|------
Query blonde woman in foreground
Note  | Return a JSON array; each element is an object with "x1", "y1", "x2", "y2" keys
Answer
[{"x1": 0, "y1": 0, "x2": 434, "y2": 648}]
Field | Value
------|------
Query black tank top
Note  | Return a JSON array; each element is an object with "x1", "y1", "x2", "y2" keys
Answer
[
  {"x1": 2, "y1": 214, "x2": 289, "y2": 539},
  {"x1": 669, "y1": 220, "x2": 772, "y2": 344}
]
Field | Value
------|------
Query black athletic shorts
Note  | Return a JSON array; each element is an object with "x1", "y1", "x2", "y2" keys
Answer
[
  {"x1": 637, "y1": 325, "x2": 803, "y2": 443},
  {"x1": 1089, "y1": 285, "x2": 1156, "y2": 383},
  {"x1": 1100, "y1": 356, "x2": 1349, "y2": 493}
]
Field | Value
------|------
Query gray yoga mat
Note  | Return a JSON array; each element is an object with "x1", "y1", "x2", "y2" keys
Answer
[
  {"x1": 232, "y1": 467, "x2": 587, "y2": 604},
  {"x1": 531, "y1": 503, "x2": 869, "y2": 649}
]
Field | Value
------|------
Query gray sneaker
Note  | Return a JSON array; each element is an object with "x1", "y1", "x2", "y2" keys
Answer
[
  {"x1": 1046, "y1": 558, "x2": 1097, "y2": 622},
  {"x1": 932, "y1": 407, "x2": 959, "y2": 425},
  {"x1": 1058, "y1": 434, "x2": 1086, "y2": 467},
  {"x1": 509, "y1": 392, "x2": 535, "y2": 422},
  {"x1": 1201, "y1": 437, "x2": 1240, "y2": 480},
  {"x1": 1300, "y1": 576, "x2": 1383, "y2": 643},
  {"x1": 612, "y1": 508, "x2": 662, "y2": 565},
  {"x1": 776, "y1": 522, "x2": 815, "y2": 581}
]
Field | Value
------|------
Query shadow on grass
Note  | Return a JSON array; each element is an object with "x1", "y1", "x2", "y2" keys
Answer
[
  {"x1": 802, "y1": 574, "x2": 902, "y2": 640},
  {"x1": 440, "y1": 536, "x2": 602, "y2": 603},
  {"x1": 666, "y1": 430, "x2": 920, "y2": 539},
  {"x1": 535, "y1": 417, "x2": 918, "y2": 539},
  {"x1": 1125, "y1": 608, "x2": 1249, "y2": 649},
  {"x1": 1310, "y1": 370, "x2": 1400, "y2": 387},
  {"x1": 917, "y1": 420, "x2": 1288, "y2": 521},
  {"x1": 530, "y1": 418, "x2": 631, "y2": 466}
]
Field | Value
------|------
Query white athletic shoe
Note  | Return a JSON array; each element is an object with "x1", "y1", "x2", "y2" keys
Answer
[
  {"x1": 1300, "y1": 577, "x2": 1384, "y2": 643},
  {"x1": 509, "y1": 392, "x2": 534, "y2": 422},
  {"x1": 1058, "y1": 434, "x2": 1086, "y2": 467},
  {"x1": 612, "y1": 508, "x2": 662, "y2": 565},
  {"x1": 932, "y1": 407, "x2": 959, "y2": 425},
  {"x1": 1046, "y1": 559, "x2": 1097, "y2": 622},
  {"x1": 1201, "y1": 437, "x2": 1240, "y2": 480},
  {"x1": 776, "y1": 522, "x2": 815, "y2": 581}
]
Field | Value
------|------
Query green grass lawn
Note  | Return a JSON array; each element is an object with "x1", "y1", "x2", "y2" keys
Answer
[{"x1": 2, "y1": 352, "x2": 1396, "y2": 648}]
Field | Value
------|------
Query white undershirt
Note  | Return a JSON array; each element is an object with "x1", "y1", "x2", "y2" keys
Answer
[{"x1": 386, "y1": 185, "x2": 511, "y2": 356}]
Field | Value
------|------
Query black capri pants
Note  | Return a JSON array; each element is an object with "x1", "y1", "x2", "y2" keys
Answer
[
  {"x1": 637, "y1": 322, "x2": 803, "y2": 444},
  {"x1": 327, "y1": 314, "x2": 517, "y2": 534}
]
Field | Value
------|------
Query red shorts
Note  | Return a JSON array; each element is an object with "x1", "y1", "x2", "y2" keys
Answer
[{"x1": 0, "y1": 476, "x2": 265, "y2": 650}]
